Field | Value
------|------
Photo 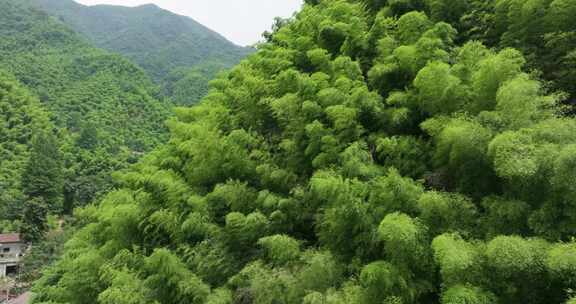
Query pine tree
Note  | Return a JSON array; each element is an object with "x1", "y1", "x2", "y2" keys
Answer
[
  {"x1": 21, "y1": 130, "x2": 64, "y2": 214},
  {"x1": 76, "y1": 122, "x2": 99, "y2": 150},
  {"x1": 20, "y1": 197, "x2": 49, "y2": 242}
]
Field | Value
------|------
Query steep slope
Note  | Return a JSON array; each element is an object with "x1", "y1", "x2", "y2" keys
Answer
[
  {"x1": 31, "y1": 0, "x2": 253, "y2": 104},
  {"x1": 426, "y1": 0, "x2": 576, "y2": 105},
  {"x1": 160, "y1": 61, "x2": 231, "y2": 106},
  {"x1": 0, "y1": 72, "x2": 53, "y2": 230},
  {"x1": 32, "y1": 0, "x2": 576, "y2": 304},
  {"x1": 0, "y1": 0, "x2": 171, "y2": 209}
]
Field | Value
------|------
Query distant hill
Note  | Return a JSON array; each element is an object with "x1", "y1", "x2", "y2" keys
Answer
[
  {"x1": 31, "y1": 0, "x2": 253, "y2": 103},
  {"x1": 0, "y1": 0, "x2": 172, "y2": 209}
]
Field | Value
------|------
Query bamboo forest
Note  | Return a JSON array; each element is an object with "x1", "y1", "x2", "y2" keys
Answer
[{"x1": 1, "y1": 0, "x2": 576, "y2": 303}]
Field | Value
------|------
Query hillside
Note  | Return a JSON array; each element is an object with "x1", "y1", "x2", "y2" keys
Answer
[
  {"x1": 0, "y1": 72, "x2": 53, "y2": 231},
  {"x1": 31, "y1": 0, "x2": 576, "y2": 304},
  {"x1": 31, "y1": 0, "x2": 253, "y2": 104},
  {"x1": 0, "y1": 0, "x2": 171, "y2": 210}
]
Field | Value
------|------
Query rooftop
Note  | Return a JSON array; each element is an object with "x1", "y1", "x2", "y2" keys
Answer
[{"x1": 0, "y1": 233, "x2": 22, "y2": 243}]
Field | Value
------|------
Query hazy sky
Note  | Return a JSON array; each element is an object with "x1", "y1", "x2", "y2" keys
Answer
[{"x1": 74, "y1": 0, "x2": 303, "y2": 46}]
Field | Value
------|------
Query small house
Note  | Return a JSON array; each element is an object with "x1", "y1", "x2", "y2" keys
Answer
[{"x1": 0, "y1": 234, "x2": 25, "y2": 277}]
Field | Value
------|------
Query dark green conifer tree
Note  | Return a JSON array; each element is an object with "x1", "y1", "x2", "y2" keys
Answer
[
  {"x1": 76, "y1": 122, "x2": 99, "y2": 150},
  {"x1": 20, "y1": 197, "x2": 49, "y2": 242},
  {"x1": 22, "y1": 130, "x2": 64, "y2": 214}
]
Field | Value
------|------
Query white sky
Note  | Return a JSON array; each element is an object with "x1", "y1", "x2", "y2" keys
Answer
[{"x1": 74, "y1": 0, "x2": 303, "y2": 46}]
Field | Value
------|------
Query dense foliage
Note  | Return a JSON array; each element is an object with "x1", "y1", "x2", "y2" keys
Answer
[
  {"x1": 0, "y1": 72, "x2": 53, "y2": 232},
  {"x1": 31, "y1": 0, "x2": 253, "y2": 104},
  {"x1": 160, "y1": 61, "x2": 231, "y2": 106},
  {"x1": 30, "y1": 0, "x2": 576, "y2": 304},
  {"x1": 460, "y1": 0, "x2": 576, "y2": 103},
  {"x1": 0, "y1": 0, "x2": 172, "y2": 213}
]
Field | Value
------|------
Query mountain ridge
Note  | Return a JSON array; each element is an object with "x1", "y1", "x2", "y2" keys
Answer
[
  {"x1": 0, "y1": 0, "x2": 171, "y2": 212},
  {"x1": 31, "y1": 0, "x2": 253, "y2": 83}
]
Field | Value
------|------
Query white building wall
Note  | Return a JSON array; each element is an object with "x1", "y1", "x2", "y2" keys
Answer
[
  {"x1": 0, "y1": 243, "x2": 23, "y2": 255},
  {"x1": 0, "y1": 242, "x2": 24, "y2": 278},
  {"x1": 0, "y1": 243, "x2": 23, "y2": 257}
]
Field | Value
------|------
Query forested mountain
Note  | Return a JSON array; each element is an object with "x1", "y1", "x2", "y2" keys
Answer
[
  {"x1": 0, "y1": 72, "x2": 53, "y2": 232},
  {"x1": 0, "y1": 0, "x2": 171, "y2": 215},
  {"x1": 30, "y1": 0, "x2": 576, "y2": 304},
  {"x1": 160, "y1": 61, "x2": 231, "y2": 106},
  {"x1": 30, "y1": 0, "x2": 253, "y2": 104}
]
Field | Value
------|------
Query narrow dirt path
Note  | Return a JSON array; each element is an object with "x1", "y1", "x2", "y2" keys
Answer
[{"x1": 7, "y1": 291, "x2": 30, "y2": 304}]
